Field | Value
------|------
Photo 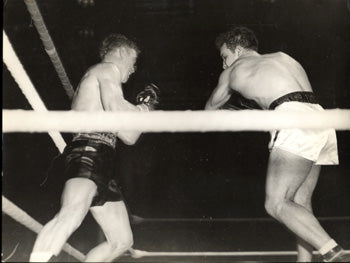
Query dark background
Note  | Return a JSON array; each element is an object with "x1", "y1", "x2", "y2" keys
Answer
[{"x1": 2, "y1": 0, "x2": 350, "y2": 261}]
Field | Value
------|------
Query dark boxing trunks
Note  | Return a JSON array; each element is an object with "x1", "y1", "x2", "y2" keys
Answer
[
  {"x1": 269, "y1": 91, "x2": 318, "y2": 110},
  {"x1": 72, "y1": 132, "x2": 117, "y2": 149},
  {"x1": 61, "y1": 139, "x2": 123, "y2": 206}
]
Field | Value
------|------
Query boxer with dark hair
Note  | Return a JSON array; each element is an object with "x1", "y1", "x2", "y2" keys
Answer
[
  {"x1": 30, "y1": 33, "x2": 159, "y2": 262},
  {"x1": 206, "y1": 26, "x2": 347, "y2": 262}
]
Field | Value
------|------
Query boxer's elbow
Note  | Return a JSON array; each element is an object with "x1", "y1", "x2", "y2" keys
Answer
[
  {"x1": 123, "y1": 138, "x2": 137, "y2": 146},
  {"x1": 205, "y1": 101, "x2": 216, "y2": 110},
  {"x1": 118, "y1": 131, "x2": 141, "y2": 145}
]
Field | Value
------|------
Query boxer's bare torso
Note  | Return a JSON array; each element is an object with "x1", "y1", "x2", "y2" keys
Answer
[{"x1": 206, "y1": 50, "x2": 313, "y2": 110}]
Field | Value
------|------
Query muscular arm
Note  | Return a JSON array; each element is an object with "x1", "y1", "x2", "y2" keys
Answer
[
  {"x1": 205, "y1": 70, "x2": 232, "y2": 110},
  {"x1": 99, "y1": 72, "x2": 137, "y2": 111},
  {"x1": 98, "y1": 66, "x2": 143, "y2": 145},
  {"x1": 72, "y1": 64, "x2": 145, "y2": 145}
]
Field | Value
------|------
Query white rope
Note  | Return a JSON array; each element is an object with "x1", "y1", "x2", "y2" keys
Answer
[
  {"x1": 3, "y1": 109, "x2": 350, "y2": 133},
  {"x1": 2, "y1": 242, "x2": 19, "y2": 262},
  {"x1": 3, "y1": 30, "x2": 66, "y2": 153},
  {"x1": 2, "y1": 196, "x2": 86, "y2": 261},
  {"x1": 130, "y1": 249, "x2": 350, "y2": 258},
  {"x1": 130, "y1": 215, "x2": 350, "y2": 224}
]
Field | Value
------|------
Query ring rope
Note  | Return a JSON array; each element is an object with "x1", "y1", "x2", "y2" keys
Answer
[
  {"x1": 2, "y1": 242, "x2": 19, "y2": 262},
  {"x1": 2, "y1": 196, "x2": 86, "y2": 262},
  {"x1": 130, "y1": 215, "x2": 350, "y2": 224},
  {"x1": 3, "y1": 30, "x2": 83, "y2": 262},
  {"x1": 3, "y1": 30, "x2": 66, "y2": 153},
  {"x1": 129, "y1": 249, "x2": 350, "y2": 258},
  {"x1": 24, "y1": 0, "x2": 74, "y2": 99},
  {"x1": 3, "y1": 109, "x2": 350, "y2": 133}
]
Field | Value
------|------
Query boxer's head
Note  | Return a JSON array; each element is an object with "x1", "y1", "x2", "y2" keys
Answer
[
  {"x1": 99, "y1": 34, "x2": 140, "y2": 82},
  {"x1": 99, "y1": 33, "x2": 140, "y2": 59},
  {"x1": 215, "y1": 27, "x2": 258, "y2": 69}
]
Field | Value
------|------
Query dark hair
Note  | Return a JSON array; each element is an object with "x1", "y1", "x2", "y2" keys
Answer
[
  {"x1": 99, "y1": 33, "x2": 141, "y2": 59},
  {"x1": 215, "y1": 26, "x2": 258, "y2": 52}
]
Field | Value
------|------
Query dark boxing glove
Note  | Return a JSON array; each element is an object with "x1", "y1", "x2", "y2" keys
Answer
[{"x1": 136, "y1": 83, "x2": 160, "y2": 110}]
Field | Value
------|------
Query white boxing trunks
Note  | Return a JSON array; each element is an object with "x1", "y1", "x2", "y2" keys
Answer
[{"x1": 269, "y1": 101, "x2": 339, "y2": 165}]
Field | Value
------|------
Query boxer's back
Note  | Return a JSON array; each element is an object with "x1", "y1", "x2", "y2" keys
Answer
[{"x1": 229, "y1": 52, "x2": 313, "y2": 109}]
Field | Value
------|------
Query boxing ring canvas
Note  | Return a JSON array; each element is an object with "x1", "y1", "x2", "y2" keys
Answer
[{"x1": 3, "y1": 0, "x2": 350, "y2": 262}]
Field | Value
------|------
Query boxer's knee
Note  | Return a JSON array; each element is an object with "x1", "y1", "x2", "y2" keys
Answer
[
  {"x1": 105, "y1": 233, "x2": 133, "y2": 260},
  {"x1": 265, "y1": 195, "x2": 290, "y2": 220},
  {"x1": 265, "y1": 197, "x2": 278, "y2": 218},
  {"x1": 109, "y1": 231, "x2": 134, "y2": 251},
  {"x1": 293, "y1": 192, "x2": 312, "y2": 211}
]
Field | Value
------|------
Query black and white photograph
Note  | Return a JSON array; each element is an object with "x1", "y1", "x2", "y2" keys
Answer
[{"x1": 3, "y1": 0, "x2": 350, "y2": 262}]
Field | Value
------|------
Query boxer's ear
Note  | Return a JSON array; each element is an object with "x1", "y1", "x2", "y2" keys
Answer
[
  {"x1": 118, "y1": 47, "x2": 128, "y2": 58},
  {"x1": 235, "y1": 46, "x2": 244, "y2": 56}
]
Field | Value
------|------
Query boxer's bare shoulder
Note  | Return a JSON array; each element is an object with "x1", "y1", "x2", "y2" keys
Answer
[{"x1": 72, "y1": 63, "x2": 123, "y2": 111}]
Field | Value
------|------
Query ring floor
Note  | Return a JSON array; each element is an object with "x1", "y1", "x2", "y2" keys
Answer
[{"x1": 2, "y1": 214, "x2": 350, "y2": 262}]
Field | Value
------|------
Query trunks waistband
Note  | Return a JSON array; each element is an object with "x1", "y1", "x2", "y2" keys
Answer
[
  {"x1": 268, "y1": 92, "x2": 318, "y2": 110},
  {"x1": 68, "y1": 139, "x2": 115, "y2": 152},
  {"x1": 72, "y1": 132, "x2": 116, "y2": 149}
]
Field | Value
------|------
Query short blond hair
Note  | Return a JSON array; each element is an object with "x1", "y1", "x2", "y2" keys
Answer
[{"x1": 99, "y1": 33, "x2": 140, "y2": 59}]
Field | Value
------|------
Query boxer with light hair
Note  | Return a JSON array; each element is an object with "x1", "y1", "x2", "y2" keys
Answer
[
  {"x1": 206, "y1": 26, "x2": 348, "y2": 262},
  {"x1": 30, "y1": 33, "x2": 159, "y2": 262}
]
